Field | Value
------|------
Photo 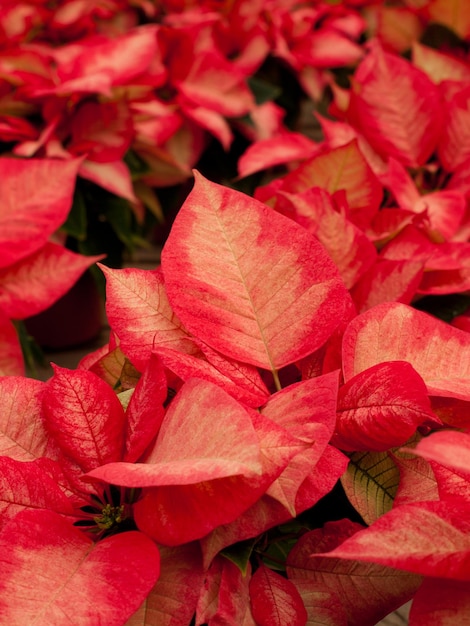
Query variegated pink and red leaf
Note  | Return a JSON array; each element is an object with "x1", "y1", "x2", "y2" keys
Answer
[
  {"x1": 0, "y1": 157, "x2": 81, "y2": 269},
  {"x1": 0, "y1": 509, "x2": 160, "y2": 625},
  {"x1": 42, "y1": 365, "x2": 126, "y2": 472},
  {"x1": 333, "y1": 361, "x2": 437, "y2": 451},
  {"x1": 161, "y1": 171, "x2": 349, "y2": 372}
]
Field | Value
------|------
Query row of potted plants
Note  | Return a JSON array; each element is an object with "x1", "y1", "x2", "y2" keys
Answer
[{"x1": 2, "y1": 0, "x2": 470, "y2": 624}]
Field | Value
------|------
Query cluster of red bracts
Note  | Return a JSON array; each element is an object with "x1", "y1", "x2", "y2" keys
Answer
[
  {"x1": 1, "y1": 0, "x2": 470, "y2": 624},
  {"x1": 0, "y1": 173, "x2": 469, "y2": 623}
]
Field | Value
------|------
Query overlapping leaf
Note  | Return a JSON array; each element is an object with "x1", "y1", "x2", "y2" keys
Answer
[
  {"x1": 340, "y1": 451, "x2": 400, "y2": 525},
  {"x1": 123, "y1": 354, "x2": 167, "y2": 463},
  {"x1": 154, "y1": 346, "x2": 270, "y2": 408},
  {"x1": 319, "y1": 500, "x2": 470, "y2": 580},
  {"x1": 287, "y1": 519, "x2": 421, "y2": 626},
  {"x1": 412, "y1": 430, "x2": 470, "y2": 477},
  {"x1": 126, "y1": 407, "x2": 306, "y2": 546},
  {"x1": 237, "y1": 133, "x2": 319, "y2": 179},
  {"x1": 199, "y1": 445, "x2": 348, "y2": 569},
  {"x1": 0, "y1": 157, "x2": 80, "y2": 268},
  {"x1": 0, "y1": 509, "x2": 160, "y2": 625},
  {"x1": 0, "y1": 457, "x2": 73, "y2": 529},
  {"x1": 349, "y1": 40, "x2": 442, "y2": 167},
  {"x1": 87, "y1": 378, "x2": 262, "y2": 488},
  {"x1": 334, "y1": 361, "x2": 436, "y2": 451},
  {"x1": 350, "y1": 259, "x2": 424, "y2": 313},
  {"x1": 249, "y1": 564, "x2": 307, "y2": 626},
  {"x1": 0, "y1": 376, "x2": 52, "y2": 460},
  {"x1": 342, "y1": 301, "x2": 470, "y2": 400},
  {"x1": 0, "y1": 244, "x2": 102, "y2": 319},
  {"x1": 409, "y1": 578, "x2": 470, "y2": 626},
  {"x1": 126, "y1": 543, "x2": 204, "y2": 626},
  {"x1": 196, "y1": 557, "x2": 256, "y2": 626},
  {"x1": 277, "y1": 188, "x2": 377, "y2": 289},
  {"x1": 161, "y1": 171, "x2": 349, "y2": 371},
  {"x1": 42, "y1": 365, "x2": 126, "y2": 472},
  {"x1": 273, "y1": 141, "x2": 382, "y2": 230},
  {"x1": 392, "y1": 451, "x2": 439, "y2": 507},
  {"x1": 103, "y1": 266, "x2": 201, "y2": 371}
]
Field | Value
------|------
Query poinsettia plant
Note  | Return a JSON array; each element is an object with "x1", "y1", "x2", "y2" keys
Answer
[
  {"x1": 0, "y1": 156, "x2": 101, "y2": 376},
  {"x1": 3, "y1": 1, "x2": 470, "y2": 624},
  {"x1": 1, "y1": 172, "x2": 469, "y2": 624}
]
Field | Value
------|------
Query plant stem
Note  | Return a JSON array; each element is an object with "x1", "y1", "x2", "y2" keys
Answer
[{"x1": 272, "y1": 368, "x2": 282, "y2": 392}]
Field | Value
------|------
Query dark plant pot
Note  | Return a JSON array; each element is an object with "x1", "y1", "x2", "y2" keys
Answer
[{"x1": 25, "y1": 271, "x2": 105, "y2": 350}]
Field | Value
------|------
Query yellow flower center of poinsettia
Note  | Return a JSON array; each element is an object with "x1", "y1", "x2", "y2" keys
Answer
[
  {"x1": 74, "y1": 485, "x2": 140, "y2": 539},
  {"x1": 94, "y1": 503, "x2": 126, "y2": 531}
]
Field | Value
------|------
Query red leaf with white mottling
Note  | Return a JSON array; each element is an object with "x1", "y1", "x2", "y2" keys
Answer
[
  {"x1": 238, "y1": 133, "x2": 319, "y2": 178},
  {"x1": 176, "y1": 50, "x2": 254, "y2": 118},
  {"x1": 162, "y1": 171, "x2": 348, "y2": 371},
  {"x1": 431, "y1": 463, "x2": 470, "y2": 503},
  {"x1": 182, "y1": 106, "x2": 232, "y2": 150},
  {"x1": 199, "y1": 445, "x2": 348, "y2": 569},
  {"x1": 342, "y1": 302, "x2": 470, "y2": 401},
  {"x1": 0, "y1": 509, "x2": 160, "y2": 625},
  {"x1": 438, "y1": 82, "x2": 470, "y2": 172},
  {"x1": 261, "y1": 373, "x2": 339, "y2": 513},
  {"x1": 53, "y1": 26, "x2": 163, "y2": 94},
  {"x1": 249, "y1": 564, "x2": 307, "y2": 626},
  {"x1": 196, "y1": 557, "x2": 256, "y2": 626},
  {"x1": 413, "y1": 430, "x2": 470, "y2": 477},
  {"x1": 87, "y1": 378, "x2": 262, "y2": 488},
  {"x1": 154, "y1": 345, "x2": 269, "y2": 408},
  {"x1": 43, "y1": 365, "x2": 126, "y2": 472},
  {"x1": 70, "y1": 101, "x2": 133, "y2": 163},
  {"x1": 392, "y1": 453, "x2": 439, "y2": 507},
  {"x1": 349, "y1": 40, "x2": 442, "y2": 167},
  {"x1": 0, "y1": 457, "x2": 73, "y2": 529},
  {"x1": 123, "y1": 354, "x2": 167, "y2": 463},
  {"x1": 103, "y1": 266, "x2": 200, "y2": 371},
  {"x1": 289, "y1": 582, "x2": 347, "y2": 626},
  {"x1": 351, "y1": 258, "x2": 424, "y2": 313},
  {"x1": 126, "y1": 543, "x2": 203, "y2": 626},
  {"x1": 274, "y1": 141, "x2": 382, "y2": 230},
  {"x1": 334, "y1": 361, "x2": 436, "y2": 451},
  {"x1": 319, "y1": 500, "x2": 470, "y2": 580},
  {"x1": 0, "y1": 243, "x2": 102, "y2": 319},
  {"x1": 0, "y1": 376, "x2": 52, "y2": 460},
  {"x1": 277, "y1": 188, "x2": 377, "y2": 289},
  {"x1": 79, "y1": 159, "x2": 137, "y2": 203},
  {"x1": 287, "y1": 519, "x2": 421, "y2": 626},
  {"x1": 130, "y1": 409, "x2": 305, "y2": 545},
  {"x1": 386, "y1": 159, "x2": 466, "y2": 239},
  {"x1": 409, "y1": 577, "x2": 470, "y2": 625},
  {"x1": 0, "y1": 157, "x2": 80, "y2": 268}
]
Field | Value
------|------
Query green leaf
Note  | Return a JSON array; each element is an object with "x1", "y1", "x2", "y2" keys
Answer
[
  {"x1": 133, "y1": 181, "x2": 164, "y2": 223},
  {"x1": 105, "y1": 197, "x2": 136, "y2": 251},
  {"x1": 413, "y1": 293, "x2": 470, "y2": 323},
  {"x1": 248, "y1": 77, "x2": 282, "y2": 106},
  {"x1": 220, "y1": 538, "x2": 257, "y2": 576},
  {"x1": 62, "y1": 190, "x2": 87, "y2": 241},
  {"x1": 14, "y1": 320, "x2": 46, "y2": 377},
  {"x1": 341, "y1": 451, "x2": 400, "y2": 525},
  {"x1": 258, "y1": 525, "x2": 306, "y2": 573},
  {"x1": 124, "y1": 150, "x2": 151, "y2": 179}
]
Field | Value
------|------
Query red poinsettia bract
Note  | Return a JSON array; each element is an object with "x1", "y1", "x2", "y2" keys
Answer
[{"x1": 0, "y1": 157, "x2": 101, "y2": 375}]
